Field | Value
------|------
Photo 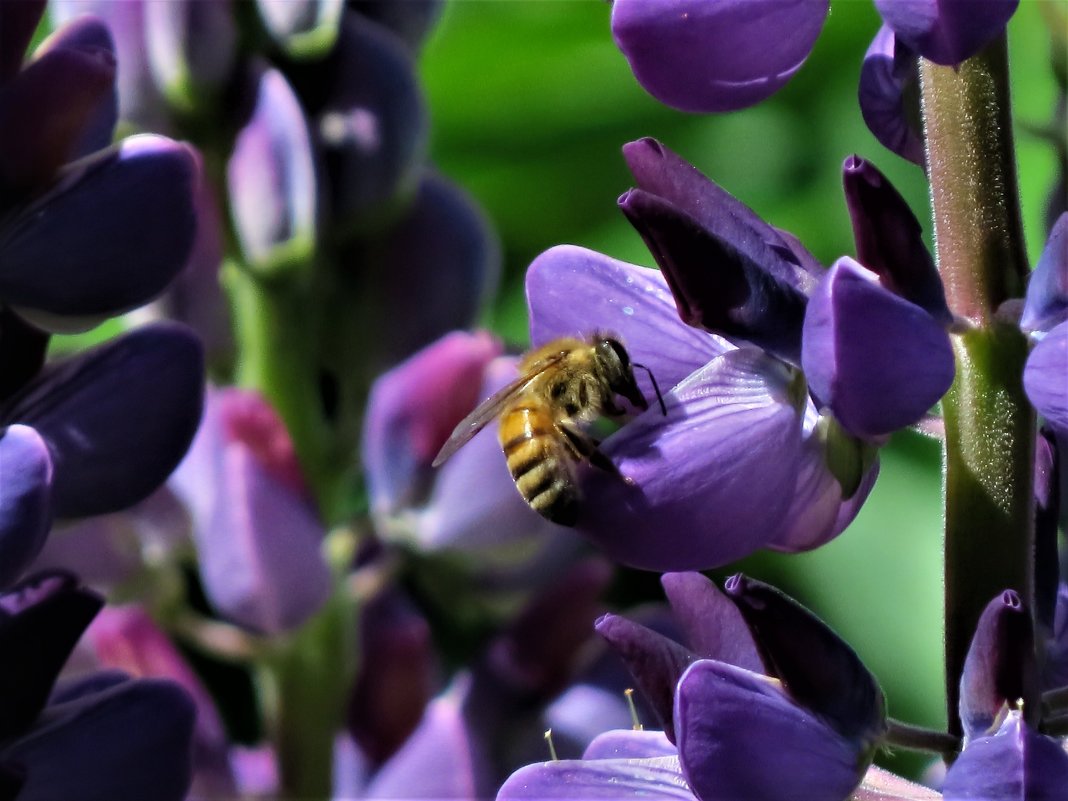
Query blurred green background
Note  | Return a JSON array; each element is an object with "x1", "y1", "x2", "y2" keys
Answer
[{"x1": 418, "y1": 0, "x2": 1062, "y2": 780}]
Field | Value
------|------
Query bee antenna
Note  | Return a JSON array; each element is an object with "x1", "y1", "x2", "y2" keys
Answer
[{"x1": 632, "y1": 362, "x2": 667, "y2": 416}]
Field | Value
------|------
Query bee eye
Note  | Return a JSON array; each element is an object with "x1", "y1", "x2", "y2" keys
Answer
[
  {"x1": 551, "y1": 383, "x2": 567, "y2": 398},
  {"x1": 606, "y1": 339, "x2": 630, "y2": 369}
]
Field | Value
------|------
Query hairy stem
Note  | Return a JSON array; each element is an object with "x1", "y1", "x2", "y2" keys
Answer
[
  {"x1": 884, "y1": 719, "x2": 961, "y2": 756},
  {"x1": 920, "y1": 36, "x2": 1034, "y2": 740}
]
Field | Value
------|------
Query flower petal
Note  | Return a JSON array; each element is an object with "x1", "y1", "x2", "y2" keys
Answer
[
  {"x1": 1024, "y1": 320, "x2": 1068, "y2": 437},
  {"x1": 1020, "y1": 213, "x2": 1068, "y2": 334},
  {"x1": 0, "y1": 135, "x2": 198, "y2": 322},
  {"x1": 854, "y1": 765, "x2": 941, "y2": 800},
  {"x1": 958, "y1": 590, "x2": 1039, "y2": 744},
  {"x1": 498, "y1": 755, "x2": 694, "y2": 800},
  {"x1": 675, "y1": 660, "x2": 865, "y2": 801},
  {"x1": 577, "y1": 348, "x2": 805, "y2": 571},
  {"x1": 255, "y1": 0, "x2": 343, "y2": 58},
  {"x1": 2, "y1": 323, "x2": 205, "y2": 518},
  {"x1": 611, "y1": 0, "x2": 829, "y2": 113},
  {"x1": 942, "y1": 711, "x2": 1068, "y2": 800},
  {"x1": 526, "y1": 245, "x2": 728, "y2": 394},
  {"x1": 874, "y1": 0, "x2": 1019, "y2": 67},
  {"x1": 726, "y1": 575, "x2": 886, "y2": 744},
  {"x1": 802, "y1": 257, "x2": 954, "y2": 440},
  {"x1": 2, "y1": 676, "x2": 195, "y2": 801},
  {"x1": 842, "y1": 155, "x2": 950, "y2": 324},
  {"x1": 659, "y1": 572, "x2": 763, "y2": 672},
  {"x1": 582, "y1": 729, "x2": 677, "y2": 760},
  {"x1": 143, "y1": 0, "x2": 236, "y2": 112},
  {"x1": 351, "y1": 0, "x2": 443, "y2": 52},
  {"x1": 858, "y1": 26, "x2": 924, "y2": 167},
  {"x1": 0, "y1": 425, "x2": 53, "y2": 588}
]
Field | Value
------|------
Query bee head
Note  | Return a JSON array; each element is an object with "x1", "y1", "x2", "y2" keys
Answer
[{"x1": 595, "y1": 336, "x2": 649, "y2": 411}]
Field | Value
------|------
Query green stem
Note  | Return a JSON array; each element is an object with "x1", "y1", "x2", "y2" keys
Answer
[
  {"x1": 884, "y1": 719, "x2": 960, "y2": 756},
  {"x1": 920, "y1": 37, "x2": 1035, "y2": 740}
]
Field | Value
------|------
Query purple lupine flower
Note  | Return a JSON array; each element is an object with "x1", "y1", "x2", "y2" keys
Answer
[
  {"x1": 501, "y1": 572, "x2": 886, "y2": 801},
  {"x1": 0, "y1": 324, "x2": 204, "y2": 585},
  {"x1": 858, "y1": 26, "x2": 924, "y2": 166},
  {"x1": 521, "y1": 139, "x2": 953, "y2": 569},
  {"x1": 610, "y1": 0, "x2": 830, "y2": 113},
  {"x1": 0, "y1": 572, "x2": 195, "y2": 801},
  {"x1": 170, "y1": 387, "x2": 331, "y2": 635},
  {"x1": 1023, "y1": 217, "x2": 1068, "y2": 439},
  {"x1": 86, "y1": 605, "x2": 237, "y2": 797},
  {"x1": 0, "y1": 12, "x2": 199, "y2": 331},
  {"x1": 874, "y1": 0, "x2": 1019, "y2": 67},
  {"x1": 256, "y1": 0, "x2": 343, "y2": 58},
  {"x1": 1021, "y1": 213, "x2": 1068, "y2": 335}
]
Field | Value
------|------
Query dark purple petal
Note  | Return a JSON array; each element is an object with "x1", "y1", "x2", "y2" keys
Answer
[
  {"x1": 659, "y1": 572, "x2": 763, "y2": 672},
  {"x1": 582, "y1": 729, "x2": 677, "y2": 760},
  {"x1": 874, "y1": 0, "x2": 1019, "y2": 67},
  {"x1": 0, "y1": 425, "x2": 52, "y2": 588},
  {"x1": 611, "y1": 0, "x2": 829, "y2": 113},
  {"x1": 620, "y1": 188, "x2": 809, "y2": 364},
  {"x1": 526, "y1": 245, "x2": 728, "y2": 394},
  {"x1": 942, "y1": 712, "x2": 1068, "y2": 800},
  {"x1": 255, "y1": 0, "x2": 342, "y2": 57},
  {"x1": 0, "y1": 307, "x2": 49, "y2": 402},
  {"x1": 363, "y1": 330, "x2": 501, "y2": 516},
  {"x1": 958, "y1": 590, "x2": 1039, "y2": 742},
  {"x1": 1046, "y1": 583, "x2": 1068, "y2": 690},
  {"x1": 1034, "y1": 429, "x2": 1060, "y2": 638},
  {"x1": 0, "y1": 571, "x2": 103, "y2": 740},
  {"x1": 0, "y1": 30, "x2": 116, "y2": 193},
  {"x1": 0, "y1": 0, "x2": 45, "y2": 83},
  {"x1": 348, "y1": 589, "x2": 436, "y2": 764},
  {"x1": 1020, "y1": 213, "x2": 1068, "y2": 334},
  {"x1": 487, "y1": 559, "x2": 611, "y2": 700},
  {"x1": 622, "y1": 138, "x2": 818, "y2": 293},
  {"x1": 2, "y1": 323, "x2": 204, "y2": 518},
  {"x1": 228, "y1": 67, "x2": 317, "y2": 274},
  {"x1": 351, "y1": 0, "x2": 443, "y2": 51},
  {"x1": 577, "y1": 349, "x2": 806, "y2": 571},
  {"x1": 33, "y1": 15, "x2": 118, "y2": 159},
  {"x1": 843, "y1": 155, "x2": 950, "y2": 323},
  {"x1": 417, "y1": 357, "x2": 572, "y2": 550},
  {"x1": 170, "y1": 389, "x2": 330, "y2": 634},
  {"x1": 595, "y1": 614, "x2": 697, "y2": 741},
  {"x1": 0, "y1": 136, "x2": 198, "y2": 323},
  {"x1": 858, "y1": 26, "x2": 924, "y2": 166},
  {"x1": 802, "y1": 257, "x2": 955, "y2": 440},
  {"x1": 143, "y1": 0, "x2": 236, "y2": 111},
  {"x1": 725, "y1": 574, "x2": 886, "y2": 744},
  {"x1": 304, "y1": 12, "x2": 427, "y2": 233},
  {"x1": 355, "y1": 174, "x2": 499, "y2": 370},
  {"x1": 1024, "y1": 320, "x2": 1068, "y2": 437},
  {"x1": 675, "y1": 660, "x2": 866, "y2": 801},
  {"x1": 498, "y1": 755, "x2": 694, "y2": 800},
  {"x1": 2, "y1": 677, "x2": 195, "y2": 801}
]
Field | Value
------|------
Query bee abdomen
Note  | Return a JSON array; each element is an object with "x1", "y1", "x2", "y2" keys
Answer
[{"x1": 500, "y1": 411, "x2": 579, "y2": 526}]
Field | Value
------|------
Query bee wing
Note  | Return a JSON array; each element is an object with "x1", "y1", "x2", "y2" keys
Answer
[{"x1": 431, "y1": 350, "x2": 569, "y2": 467}]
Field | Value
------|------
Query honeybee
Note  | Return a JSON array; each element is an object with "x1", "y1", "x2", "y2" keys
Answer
[{"x1": 432, "y1": 334, "x2": 665, "y2": 526}]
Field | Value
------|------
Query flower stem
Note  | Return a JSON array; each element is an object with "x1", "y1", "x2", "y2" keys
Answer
[
  {"x1": 884, "y1": 719, "x2": 960, "y2": 756},
  {"x1": 920, "y1": 37, "x2": 1035, "y2": 740}
]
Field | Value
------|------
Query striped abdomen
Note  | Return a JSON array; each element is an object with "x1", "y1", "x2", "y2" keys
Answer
[{"x1": 499, "y1": 403, "x2": 579, "y2": 526}]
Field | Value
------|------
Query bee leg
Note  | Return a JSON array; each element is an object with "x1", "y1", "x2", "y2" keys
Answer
[{"x1": 558, "y1": 422, "x2": 635, "y2": 486}]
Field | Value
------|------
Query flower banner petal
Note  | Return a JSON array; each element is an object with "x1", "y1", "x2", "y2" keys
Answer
[{"x1": 498, "y1": 755, "x2": 694, "y2": 800}]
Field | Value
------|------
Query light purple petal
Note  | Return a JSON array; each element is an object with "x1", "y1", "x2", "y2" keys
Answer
[
  {"x1": 363, "y1": 330, "x2": 501, "y2": 517},
  {"x1": 858, "y1": 26, "x2": 924, "y2": 166},
  {"x1": 854, "y1": 766, "x2": 942, "y2": 800},
  {"x1": 171, "y1": 389, "x2": 330, "y2": 634},
  {"x1": 675, "y1": 660, "x2": 865, "y2": 801},
  {"x1": 611, "y1": 0, "x2": 829, "y2": 113},
  {"x1": 802, "y1": 257, "x2": 954, "y2": 440},
  {"x1": 255, "y1": 0, "x2": 342, "y2": 57},
  {"x1": 0, "y1": 425, "x2": 53, "y2": 587},
  {"x1": 144, "y1": 0, "x2": 236, "y2": 110},
  {"x1": 874, "y1": 0, "x2": 1019, "y2": 67},
  {"x1": 1020, "y1": 213, "x2": 1068, "y2": 334},
  {"x1": 526, "y1": 245, "x2": 729, "y2": 394},
  {"x1": 659, "y1": 572, "x2": 762, "y2": 672},
  {"x1": 498, "y1": 755, "x2": 695, "y2": 801},
  {"x1": 546, "y1": 691, "x2": 648, "y2": 758},
  {"x1": 576, "y1": 348, "x2": 805, "y2": 571},
  {"x1": 227, "y1": 67, "x2": 317, "y2": 274},
  {"x1": 1024, "y1": 320, "x2": 1068, "y2": 437},
  {"x1": 942, "y1": 711, "x2": 1068, "y2": 800},
  {"x1": 582, "y1": 729, "x2": 677, "y2": 760}
]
